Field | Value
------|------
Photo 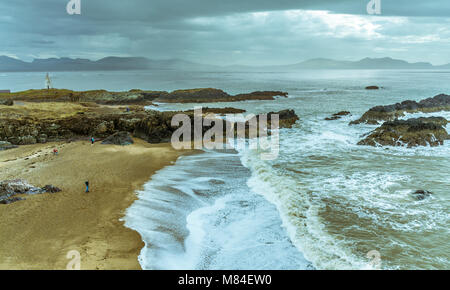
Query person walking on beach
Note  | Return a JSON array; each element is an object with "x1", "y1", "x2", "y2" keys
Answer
[{"x1": 85, "y1": 181, "x2": 89, "y2": 193}]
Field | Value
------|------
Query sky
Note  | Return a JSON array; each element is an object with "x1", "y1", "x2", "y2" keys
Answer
[{"x1": 1, "y1": 0, "x2": 449, "y2": 65}]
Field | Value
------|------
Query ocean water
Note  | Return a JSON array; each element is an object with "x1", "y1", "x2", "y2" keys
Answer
[{"x1": 3, "y1": 69, "x2": 449, "y2": 269}]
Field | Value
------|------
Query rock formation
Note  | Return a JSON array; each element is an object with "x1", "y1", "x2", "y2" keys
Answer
[
  {"x1": 0, "y1": 99, "x2": 13, "y2": 106},
  {"x1": 351, "y1": 94, "x2": 450, "y2": 125},
  {"x1": 357, "y1": 117, "x2": 449, "y2": 147},
  {"x1": 154, "y1": 88, "x2": 289, "y2": 103},
  {"x1": 0, "y1": 88, "x2": 288, "y2": 105},
  {"x1": 101, "y1": 131, "x2": 134, "y2": 146},
  {"x1": 0, "y1": 141, "x2": 18, "y2": 151},
  {"x1": 325, "y1": 111, "x2": 351, "y2": 121},
  {"x1": 0, "y1": 179, "x2": 62, "y2": 205}
]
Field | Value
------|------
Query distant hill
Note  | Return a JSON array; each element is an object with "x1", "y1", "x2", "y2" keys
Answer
[
  {"x1": 0, "y1": 55, "x2": 448, "y2": 72},
  {"x1": 261, "y1": 57, "x2": 436, "y2": 70}
]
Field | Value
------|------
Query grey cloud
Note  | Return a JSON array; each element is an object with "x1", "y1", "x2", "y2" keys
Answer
[{"x1": 0, "y1": 0, "x2": 449, "y2": 65}]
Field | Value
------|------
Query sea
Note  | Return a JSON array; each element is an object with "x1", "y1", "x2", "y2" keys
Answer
[{"x1": 2, "y1": 69, "x2": 449, "y2": 269}]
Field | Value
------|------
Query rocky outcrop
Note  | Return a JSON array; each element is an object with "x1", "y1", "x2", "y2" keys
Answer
[
  {"x1": 0, "y1": 141, "x2": 18, "y2": 151},
  {"x1": 267, "y1": 109, "x2": 299, "y2": 129},
  {"x1": 101, "y1": 131, "x2": 134, "y2": 146},
  {"x1": 155, "y1": 88, "x2": 289, "y2": 103},
  {"x1": 1, "y1": 103, "x2": 300, "y2": 146},
  {"x1": 351, "y1": 94, "x2": 450, "y2": 125},
  {"x1": 0, "y1": 99, "x2": 13, "y2": 106},
  {"x1": 42, "y1": 185, "x2": 62, "y2": 193},
  {"x1": 233, "y1": 91, "x2": 288, "y2": 101},
  {"x1": 357, "y1": 117, "x2": 449, "y2": 147},
  {"x1": 184, "y1": 107, "x2": 246, "y2": 114},
  {"x1": 0, "y1": 89, "x2": 164, "y2": 105},
  {"x1": 0, "y1": 111, "x2": 148, "y2": 145},
  {"x1": 0, "y1": 197, "x2": 24, "y2": 205},
  {"x1": 1, "y1": 88, "x2": 289, "y2": 105},
  {"x1": 325, "y1": 111, "x2": 351, "y2": 121},
  {"x1": 0, "y1": 179, "x2": 61, "y2": 205}
]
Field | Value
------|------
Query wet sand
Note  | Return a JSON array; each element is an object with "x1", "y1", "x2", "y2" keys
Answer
[{"x1": 0, "y1": 139, "x2": 187, "y2": 270}]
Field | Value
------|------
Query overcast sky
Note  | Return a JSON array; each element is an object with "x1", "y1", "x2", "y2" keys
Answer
[{"x1": 1, "y1": 0, "x2": 449, "y2": 65}]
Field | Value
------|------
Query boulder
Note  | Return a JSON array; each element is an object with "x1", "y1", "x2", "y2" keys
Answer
[
  {"x1": 0, "y1": 141, "x2": 18, "y2": 151},
  {"x1": 0, "y1": 179, "x2": 44, "y2": 201},
  {"x1": 42, "y1": 185, "x2": 62, "y2": 193},
  {"x1": 357, "y1": 117, "x2": 449, "y2": 148},
  {"x1": 0, "y1": 99, "x2": 13, "y2": 106},
  {"x1": 101, "y1": 131, "x2": 134, "y2": 146},
  {"x1": 0, "y1": 180, "x2": 62, "y2": 203},
  {"x1": 0, "y1": 197, "x2": 25, "y2": 205}
]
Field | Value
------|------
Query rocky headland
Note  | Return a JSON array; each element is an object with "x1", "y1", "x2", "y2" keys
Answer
[
  {"x1": 0, "y1": 88, "x2": 288, "y2": 105},
  {"x1": 0, "y1": 100, "x2": 298, "y2": 147}
]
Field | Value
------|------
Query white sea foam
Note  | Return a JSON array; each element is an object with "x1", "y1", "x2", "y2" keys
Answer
[
  {"x1": 238, "y1": 110, "x2": 450, "y2": 270},
  {"x1": 124, "y1": 149, "x2": 312, "y2": 270}
]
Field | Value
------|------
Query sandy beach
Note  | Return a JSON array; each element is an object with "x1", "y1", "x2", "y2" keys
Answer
[{"x1": 0, "y1": 139, "x2": 186, "y2": 270}]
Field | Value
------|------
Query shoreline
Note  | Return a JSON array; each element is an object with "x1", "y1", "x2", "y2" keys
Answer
[{"x1": 0, "y1": 139, "x2": 188, "y2": 270}]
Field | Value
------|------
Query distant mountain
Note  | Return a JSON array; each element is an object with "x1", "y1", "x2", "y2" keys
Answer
[
  {"x1": 262, "y1": 57, "x2": 436, "y2": 70},
  {"x1": 0, "y1": 55, "x2": 448, "y2": 72},
  {"x1": 437, "y1": 63, "x2": 450, "y2": 69},
  {"x1": 0, "y1": 56, "x2": 30, "y2": 71}
]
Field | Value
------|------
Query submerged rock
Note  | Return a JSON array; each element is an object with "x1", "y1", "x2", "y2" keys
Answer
[
  {"x1": 325, "y1": 111, "x2": 351, "y2": 121},
  {"x1": 357, "y1": 117, "x2": 449, "y2": 148},
  {"x1": 412, "y1": 190, "x2": 433, "y2": 200},
  {"x1": 101, "y1": 131, "x2": 134, "y2": 146},
  {"x1": 350, "y1": 94, "x2": 450, "y2": 125}
]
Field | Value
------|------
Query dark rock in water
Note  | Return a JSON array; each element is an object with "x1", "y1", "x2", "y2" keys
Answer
[
  {"x1": 0, "y1": 141, "x2": 18, "y2": 151},
  {"x1": 365, "y1": 86, "x2": 380, "y2": 90},
  {"x1": 0, "y1": 99, "x2": 13, "y2": 106},
  {"x1": 101, "y1": 131, "x2": 134, "y2": 146},
  {"x1": 263, "y1": 109, "x2": 299, "y2": 129},
  {"x1": 42, "y1": 185, "x2": 62, "y2": 193},
  {"x1": 412, "y1": 190, "x2": 433, "y2": 200},
  {"x1": 350, "y1": 93, "x2": 450, "y2": 125},
  {"x1": 357, "y1": 117, "x2": 448, "y2": 148},
  {"x1": 183, "y1": 107, "x2": 246, "y2": 114},
  {"x1": 0, "y1": 197, "x2": 25, "y2": 205},
  {"x1": 325, "y1": 111, "x2": 351, "y2": 121}
]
